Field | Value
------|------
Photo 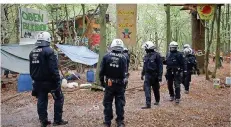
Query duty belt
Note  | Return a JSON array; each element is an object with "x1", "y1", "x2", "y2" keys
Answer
[
  {"x1": 167, "y1": 67, "x2": 181, "y2": 72},
  {"x1": 106, "y1": 78, "x2": 123, "y2": 84}
]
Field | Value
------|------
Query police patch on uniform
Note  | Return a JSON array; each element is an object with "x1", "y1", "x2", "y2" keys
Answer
[{"x1": 33, "y1": 48, "x2": 42, "y2": 53}]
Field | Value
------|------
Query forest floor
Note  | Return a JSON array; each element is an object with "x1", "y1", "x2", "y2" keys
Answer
[{"x1": 1, "y1": 59, "x2": 230, "y2": 127}]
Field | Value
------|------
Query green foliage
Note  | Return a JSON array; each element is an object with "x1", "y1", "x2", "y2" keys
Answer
[{"x1": 1, "y1": 4, "x2": 230, "y2": 56}]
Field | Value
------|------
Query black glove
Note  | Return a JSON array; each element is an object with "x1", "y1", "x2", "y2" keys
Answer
[
  {"x1": 51, "y1": 86, "x2": 63, "y2": 100},
  {"x1": 141, "y1": 75, "x2": 144, "y2": 80},
  {"x1": 31, "y1": 89, "x2": 38, "y2": 98},
  {"x1": 123, "y1": 78, "x2": 128, "y2": 89},
  {"x1": 31, "y1": 83, "x2": 38, "y2": 98}
]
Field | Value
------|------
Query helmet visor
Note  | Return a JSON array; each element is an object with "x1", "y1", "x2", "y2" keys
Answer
[
  {"x1": 35, "y1": 40, "x2": 50, "y2": 46},
  {"x1": 112, "y1": 46, "x2": 124, "y2": 52}
]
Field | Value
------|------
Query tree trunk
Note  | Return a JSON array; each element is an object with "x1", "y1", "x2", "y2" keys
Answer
[
  {"x1": 95, "y1": 4, "x2": 109, "y2": 85},
  {"x1": 72, "y1": 5, "x2": 77, "y2": 45},
  {"x1": 1, "y1": 4, "x2": 8, "y2": 44},
  {"x1": 51, "y1": 20, "x2": 55, "y2": 46},
  {"x1": 212, "y1": 5, "x2": 222, "y2": 78},
  {"x1": 155, "y1": 31, "x2": 158, "y2": 50},
  {"x1": 64, "y1": 4, "x2": 73, "y2": 44},
  {"x1": 205, "y1": 22, "x2": 210, "y2": 80},
  {"x1": 175, "y1": 27, "x2": 179, "y2": 42},
  {"x1": 221, "y1": 8, "x2": 225, "y2": 52},
  {"x1": 16, "y1": 4, "x2": 20, "y2": 43},
  {"x1": 81, "y1": 4, "x2": 86, "y2": 33},
  {"x1": 81, "y1": 4, "x2": 89, "y2": 47},
  {"x1": 191, "y1": 11, "x2": 205, "y2": 73},
  {"x1": 166, "y1": 4, "x2": 171, "y2": 53},
  {"x1": 205, "y1": 5, "x2": 217, "y2": 80},
  {"x1": 227, "y1": 4, "x2": 230, "y2": 54}
]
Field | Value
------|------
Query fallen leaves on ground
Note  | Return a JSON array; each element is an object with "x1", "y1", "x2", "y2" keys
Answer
[{"x1": 1, "y1": 61, "x2": 230, "y2": 127}]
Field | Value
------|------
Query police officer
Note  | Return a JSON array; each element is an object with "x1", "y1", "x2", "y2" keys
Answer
[
  {"x1": 183, "y1": 44, "x2": 195, "y2": 55},
  {"x1": 99, "y1": 39, "x2": 127, "y2": 127},
  {"x1": 183, "y1": 48, "x2": 200, "y2": 94},
  {"x1": 182, "y1": 44, "x2": 199, "y2": 75},
  {"x1": 183, "y1": 44, "x2": 191, "y2": 49},
  {"x1": 123, "y1": 47, "x2": 130, "y2": 73},
  {"x1": 141, "y1": 41, "x2": 163, "y2": 109},
  {"x1": 29, "y1": 32, "x2": 68, "y2": 127},
  {"x1": 164, "y1": 41, "x2": 185, "y2": 104},
  {"x1": 123, "y1": 47, "x2": 130, "y2": 82}
]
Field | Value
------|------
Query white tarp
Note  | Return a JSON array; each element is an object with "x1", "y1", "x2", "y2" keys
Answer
[
  {"x1": 1, "y1": 44, "x2": 99, "y2": 74},
  {"x1": 56, "y1": 44, "x2": 99, "y2": 66},
  {"x1": 1, "y1": 44, "x2": 36, "y2": 73}
]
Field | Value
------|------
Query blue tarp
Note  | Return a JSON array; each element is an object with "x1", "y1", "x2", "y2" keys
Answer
[
  {"x1": 1, "y1": 44, "x2": 99, "y2": 73},
  {"x1": 56, "y1": 44, "x2": 99, "y2": 66},
  {"x1": 1, "y1": 44, "x2": 36, "y2": 73},
  {"x1": 1, "y1": 44, "x2": 36, "y2": 60}
]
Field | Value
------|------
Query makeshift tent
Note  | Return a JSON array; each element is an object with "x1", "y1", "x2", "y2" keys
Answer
[
  {"x1": 1, "y1": 44, "x2": 36, "y2": 59},
  {"x1": 1, "y1": 44, "x2": 36, "y2": 73},
  {"x1": 56, "y1": 44, "x2": 99, "y2": 66},
  {"x1": 1, "y1": 44, "x2": 99, "y2": 73}
]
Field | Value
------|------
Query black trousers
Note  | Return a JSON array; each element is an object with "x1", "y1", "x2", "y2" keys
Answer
[
  {"x1": 144, "y1": 74, "x2": 160, "y2": 106},
  {"x1": 36, "y1": 87, "x2": 64, "y2": 123},
  {"x1": 103, "y1": 83, "x2": 126, "y2": 125},
  {"x1": 166, "y1": 71, "x2": 181, "y2": 99},
  {"x1": 183, "y1": 72, "x2": 192, "y2": 91}
]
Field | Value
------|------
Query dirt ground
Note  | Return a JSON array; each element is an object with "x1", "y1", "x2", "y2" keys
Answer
[{"x1": 1, "y1": 60, "x2": 230, "y2": 127}]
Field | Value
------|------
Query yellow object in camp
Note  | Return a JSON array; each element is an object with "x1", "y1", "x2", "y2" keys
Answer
[{"x1": 197, "y1": 5, "x2": 215, "y2": 20}]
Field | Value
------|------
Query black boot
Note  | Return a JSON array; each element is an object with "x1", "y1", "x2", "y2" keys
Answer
[
  {"x1": 141, "y1": 104, "x2": 151, "y2": 109},
  {"x1": 154, "y1": 102, "x2": 159, "y2": 105},
  {"x1": 169, "y1": 96, "x2": 174, "y2": 101},
  {"x1": 184, "y1": 90, "x2": 189, "y2": 94},
  {"x1": 40, "y1": 120, "x2": 51, "y2": 127},
  {"x1": 117, "y1": 121, "x2": 125, "y2": 127},
  {"x1": 53, "y1": 119, "x2": 68, "y2": 126},
  {"x1": 103, "y1": 122, "x2": 111, "y2": 127},
  {"x1": 175, "y1": 99, "x2": 180, "y2": 104}
]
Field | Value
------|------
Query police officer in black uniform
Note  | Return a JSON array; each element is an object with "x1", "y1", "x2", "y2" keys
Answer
[
  {"x1": 123, "y1": 47, "x2": 130, "y2": 85},
  {"x1": 141, "y1": 41, "x2": 163, "y2": 109},
  {"x1": 164, "y1": 41, "x2": 185, "y2": 104},
  {"x1": 29, "y1": 32, "x2": 68, "y2": 127},
  {"x1": 123, "y1": 47, "x2": 130, "y2": 73},
  {"x1": 183, "y1": 47, "x2": 199, "y2": 94},
  {"x1": 99, "y1": 39, "x2": 127, "y2": 127}
]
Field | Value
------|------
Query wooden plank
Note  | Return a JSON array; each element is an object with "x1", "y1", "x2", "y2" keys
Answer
[
  {"x1": 164, "y1": 4, "x2": 224, "y2": 6},
  {"x1": 163, "y1": 4, "x2": 197, "y2": 6}
]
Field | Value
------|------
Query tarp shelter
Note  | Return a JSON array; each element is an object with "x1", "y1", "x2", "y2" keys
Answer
[
  {"x1": 56, "y1": 44, "x2": 99, "y2": 66},
  {"x1": 1, "y1": 44, "x2": 36, "y2": 73},
  {"x1": 1, "y1": 44, "x2": 99, "y2": 74}
]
